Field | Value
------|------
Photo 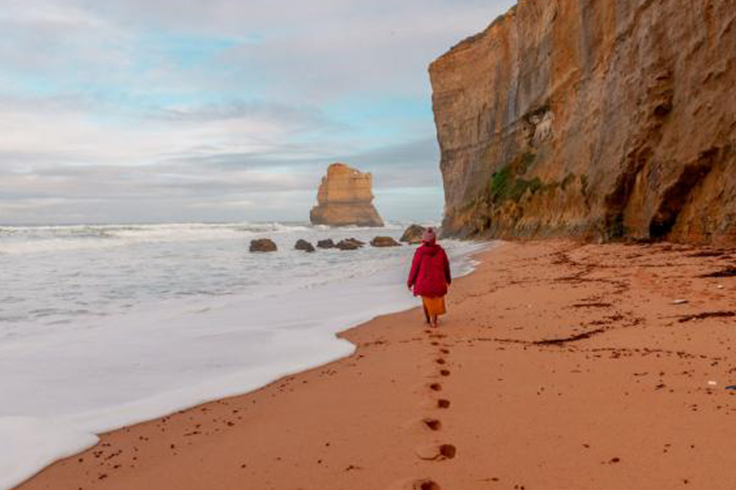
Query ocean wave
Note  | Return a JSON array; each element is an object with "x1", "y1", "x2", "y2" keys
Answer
[{"x1": 0, "y1": 222, "x2": 320, "y2": 255}]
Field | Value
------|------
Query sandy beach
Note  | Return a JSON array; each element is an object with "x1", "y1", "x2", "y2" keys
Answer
[{"x1": 16, "y1": 240, "x2": 736, "y2": 490}]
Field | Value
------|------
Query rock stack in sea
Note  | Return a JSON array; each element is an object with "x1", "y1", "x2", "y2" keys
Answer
[
  {"x1": 294, "y1": 239, "x2": 316, "y2": 253},
  {"x1": 370, "y1": 236, "x2": 401, "y2": 248},
  {"x1": 400, "y1": 225, "x2": 426, "y2": 244},
  {"x1": 317, "y1": 239, "x2": 336, "y2": 249},
  {"x1": 250, "y1": 239, "x2": 277, "y2": 253},
  {"x1": 336, "y1": 238, "x2": 365, "y2": 251},
  {"x1": 309, "y1": 163, "x2": 384, "y2": 228}
]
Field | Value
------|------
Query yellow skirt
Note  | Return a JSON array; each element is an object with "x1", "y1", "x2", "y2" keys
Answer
[{"x1": 422, "y1": 296, "x2": 447, "y2": 316}]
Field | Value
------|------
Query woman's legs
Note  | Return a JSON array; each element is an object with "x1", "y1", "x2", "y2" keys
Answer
[
  {"x1": 423, "y1": 304, "x2": 431, "y2": 324},
  {"x1": 431, "y1": 315, "x2": 439, "y2": 328}
]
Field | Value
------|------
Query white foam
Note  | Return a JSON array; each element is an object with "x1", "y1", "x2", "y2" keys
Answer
[
  {"x1": 0, "y1": 223, "x2": 488, "y2": 489},
  {"x1": 0, "y1": 222, "x2": 317, "y2": 255}
]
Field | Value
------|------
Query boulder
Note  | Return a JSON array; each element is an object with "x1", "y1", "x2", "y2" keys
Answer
[
  {"x1": 295, "y1": 239, "x2": 316, "y2": 253},
  {"x1": 344, "y1": 238, "x2": 365, "y2": 247},
  {"x1": 317, "y1": 239, "x2": 336, "y2": 249},
  {"x1": 370, "y1": 236, "x2": 401, "y2": 247},
  {"x1": 309, "y1": 163, "x2": 384, "y2": 227},
  {"x1": 400, "y1": 224, "x2": 427, "y2": 244},
  {"x1": 250, "y1": 238, "x2": 277, "y2": 253},
  {"x1": 336, "y1": 239, "x2": 361, "y2": 251}
]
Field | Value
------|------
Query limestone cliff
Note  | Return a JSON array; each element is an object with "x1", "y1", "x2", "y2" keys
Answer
[
  {"x1": 310, "y1": 163, "x2": 384, "y2": 227},
  {"x1": 430, "y1": 0, "x2": 736, "y2": 244}
]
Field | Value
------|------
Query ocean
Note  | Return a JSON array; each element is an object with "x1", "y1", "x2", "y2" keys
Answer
[{"x1": 0, "y1": 222, "x2": 485, "y2": 489}]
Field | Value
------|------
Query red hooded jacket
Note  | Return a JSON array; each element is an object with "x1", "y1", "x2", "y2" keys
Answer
[{"x1": 407, "y1": 242, "x2": 452, "y2": 297}]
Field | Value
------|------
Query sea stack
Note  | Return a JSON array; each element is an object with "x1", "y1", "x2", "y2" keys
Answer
[{"x1": 310, "y1": 163, "x2": 384, "y2": 227}]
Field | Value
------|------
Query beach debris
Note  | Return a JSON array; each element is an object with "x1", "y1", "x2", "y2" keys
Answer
[
  {"x1": 678, "y1": 311, "x2": 735, "y2": 323},
  {"x1": 717, "y1": 285, "x2": 725, "y2": 289},
  {"x1": 370, "y1": 236, "x2": 401, "y2": 247},
  {"x1": 294, "y1": 239, "x2": 316, "y2": 253},
  {"x1": 689, "y1": 250, "x2": 727, "y2": 258},
  {"x1": 317, "y1": 239, "x2": 335, "y2": 249},
  {"x1": 701, "y1": 267, "x2": 736, "y2": 278},
  {"x1": 708, "y1": 381, "x2": 718, "y2": 386},
  {"x1": 400, "y1": 224, "x2": 427, "y2": 244},
  {"x1": 673, "y1": 299, "x2": 689, "y2": 305},
  {"x1": 412, "y1": 480, "x2": 441, "y2": 490},
  {"x1": 249, "y1": 238, "x2": 277, "y2": 253},
  {"x1": 725, "y1": 385, "x2": 736, "y2": 390},
  {"x1": 534, "y1": 327, "x2": 606, "y2": 346},
  {"x1": 571, "y1": 302, "x2": 613, "y2": 308},
  {"x1": 415, "y1": 444, "x2": 456, "y2": 461}
]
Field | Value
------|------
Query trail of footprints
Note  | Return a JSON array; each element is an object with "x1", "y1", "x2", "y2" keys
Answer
[{"x1": 409, "y1": 330, "x2": 457, "y2": 490}]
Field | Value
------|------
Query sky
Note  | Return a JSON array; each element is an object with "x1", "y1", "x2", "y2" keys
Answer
[{"x1": 0, "y1": 0, "x2": 514, "y2": 225}]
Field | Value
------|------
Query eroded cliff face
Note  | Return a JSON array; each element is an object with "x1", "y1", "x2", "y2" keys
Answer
[
  {"x1": 430, "y1": 0, "x2": 736, "y2": 244},
  {"x1": 310, "y1": 163, "x2": 384, "y2": 227}
]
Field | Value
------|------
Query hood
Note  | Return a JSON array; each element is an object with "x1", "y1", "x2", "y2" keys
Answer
[{"x1": 420, "y1": 242, "x2": 442, "y2": 257}]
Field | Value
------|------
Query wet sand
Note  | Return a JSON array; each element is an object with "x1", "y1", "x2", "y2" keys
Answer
[{"x1": 16, "y1": 240, "x2": 736, "y2": 490}]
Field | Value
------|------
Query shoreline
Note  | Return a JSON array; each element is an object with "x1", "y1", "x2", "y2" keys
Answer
[
  {"x1": 0, "y1": 227, "x2": 484, "y2": 490},
  {"x1": 16, "y1": 239, "x2": 736, "y2": 490}
]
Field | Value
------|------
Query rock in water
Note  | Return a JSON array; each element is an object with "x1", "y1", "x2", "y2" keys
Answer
[
  {"x1": 310, "y1": 163, "x2": 384, "y2": 227},
  {"x1": 317, "y1": 239, "x2": 336, "y2": 249},
  {"x1": 294, "y1": 239, "x2": 316, "y2": 253},
  {"x1": 430, "y1": 1, "x2": 736, "y2": 244},
  {"x1": 344, "y1": 238, "x2": 365, "y2": 247},
  {"x1": 400, "y1": 224, "x2": 427, "y2": 244},
  {"x1": 250, "y1": 239, "x2": 277, "y2": 253},
  {"x1": 370, "y1": 236, "x2": 401, "y2": 247},
  {"x1": 336, "y1": 239, "x2": 362, "y2": 251}
]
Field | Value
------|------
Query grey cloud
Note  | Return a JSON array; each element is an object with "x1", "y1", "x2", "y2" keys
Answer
[{"x1": 0, "y1": 0, "x2": 516, "y2": 224}]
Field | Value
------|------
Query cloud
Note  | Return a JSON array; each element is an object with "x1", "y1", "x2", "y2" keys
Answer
[{"x1": 0, "y1": 0, "x2": 516, "y2": 224}]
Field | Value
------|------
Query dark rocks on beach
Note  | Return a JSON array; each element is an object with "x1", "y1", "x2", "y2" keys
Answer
[
  {"x1": 400, "y1": 224, "x2": 426, "y2": 244},
  {"x1": 370, "y1": 236, "x2": 401, "y2": 247},
  {"x1": 295, "y1": 239, "x2": 316, "y2": 253},
  {"x1": 336, "y1": 239, "x2": 362, "y2": 251},
  {"x1": 250, "y1": 239, "x2": 278, "y2": 253},
  {"x1": 317, "y1": 239, "x2": 336, "y2": 249}
]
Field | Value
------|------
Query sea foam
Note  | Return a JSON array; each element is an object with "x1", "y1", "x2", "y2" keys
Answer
[{"x1": 0, "y1": 222, "x2": 486, "y2": 489}]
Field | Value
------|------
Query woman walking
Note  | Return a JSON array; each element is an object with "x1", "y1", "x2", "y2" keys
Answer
[{"x1": 407, "y1": 228, "x2": 452, "y2": 328}]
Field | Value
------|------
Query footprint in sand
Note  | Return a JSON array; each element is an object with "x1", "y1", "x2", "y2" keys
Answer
[
  {"x1": 437, "y1": 399, "x2": 451, "y2": 409},
  {"x1": 435, "y1": 358, "x2": 446, "y2": 365},
  {"x1": 386, "y1": 478, "x2": 441, "y2": 490},
  {"x1": 429, "y1": 382, "x2": 442, "y2": 392},
  {"x1": 439, "y1": 369, "x2": 450, "y2": 377},
  {"x1": 414, "y1": 480, "x2": 441, "y2": 490},
  {"x1": 415, "y1": 444, "x2": 457, "y2": 461},
  {"x1": 422, "y1": 418, "x2": 442, "y2": 431}
]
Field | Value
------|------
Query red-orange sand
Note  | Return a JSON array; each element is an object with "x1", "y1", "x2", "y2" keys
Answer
[{"x1": 16, "y1": 240, "x2": 736, "y2": 490}]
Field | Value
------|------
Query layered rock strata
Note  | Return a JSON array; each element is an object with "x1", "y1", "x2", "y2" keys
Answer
[
  {"x1": 310, "y1": 163, "x2": 384, "y2": 227},
  {"x1": 430, "y1": 0, "x2": 736, "y2": 244}
]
